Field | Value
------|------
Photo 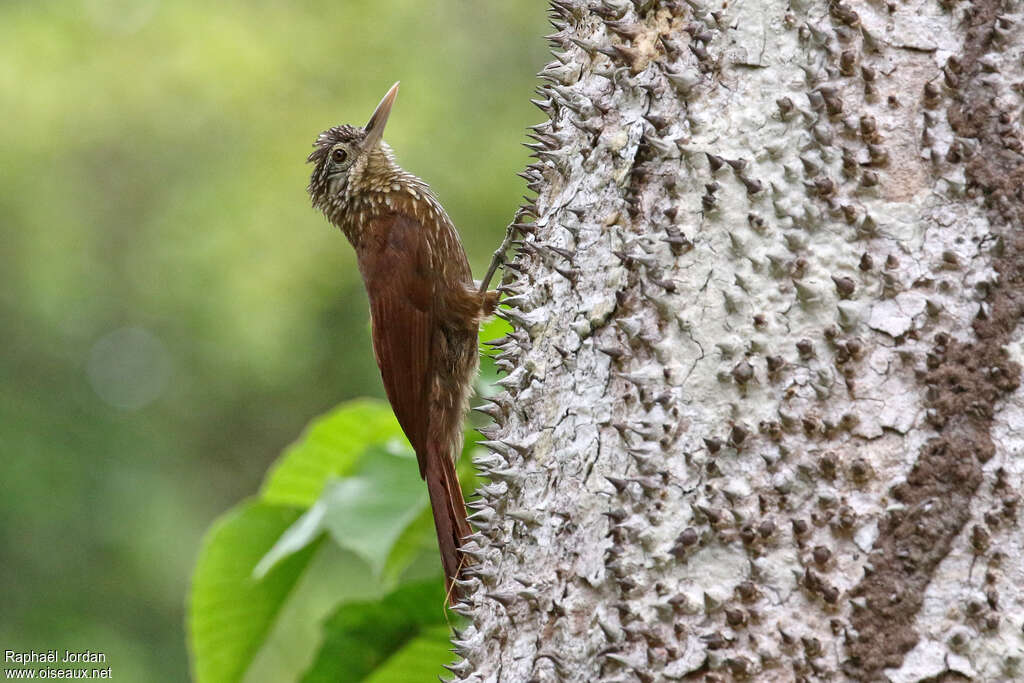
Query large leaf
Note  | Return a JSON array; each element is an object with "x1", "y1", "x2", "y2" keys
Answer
[
  {"x1": 260, "y1": 399, "x2": 404, "y2": 507},
  {"x1": 299, "y1": 579, "x2": 453, "y2": 683},
  {"x1": 319, "y1": 446, "x2": 427, "y2": 574},
  {"x1": 257, "y1": 445, "x2": 428, "y2": 578},
  {"x1": 192, "y1": 398, "x2": 488, "y2": 682},
  {"x1": 241, "y1": 544, "x2": 384, "y2": 683},
  {"x1": 252, "y1": 498, "x2": 329, "y2": 580},
  {"x1": 380, "y1": 504, "x2": 438, "y2": 586},
  {"x1": 364, "y1": 624, "x2": 454, "y2": 683},
  {"x1": 189, "y1": 501, "x2": 320, "y2": 683}
]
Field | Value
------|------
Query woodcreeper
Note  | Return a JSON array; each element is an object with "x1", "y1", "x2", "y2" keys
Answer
[{"x1": 307, "y1": 83, "x2": 498, "y2": 603}]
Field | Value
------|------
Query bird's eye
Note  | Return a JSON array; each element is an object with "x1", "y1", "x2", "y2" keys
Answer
[{"x1": 331, "y1": 148, "x2": 348, "y2": 164}]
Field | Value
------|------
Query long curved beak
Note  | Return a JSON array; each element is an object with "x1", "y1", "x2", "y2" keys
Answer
[{"x1": 363, "y1": 81, "x2": 399, "y2": 151}]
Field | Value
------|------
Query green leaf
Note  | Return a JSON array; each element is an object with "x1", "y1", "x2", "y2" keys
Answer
[
  {"x1": 257, "y1": 443, "x2": 428, "y2": 579},
  {"x1": 193, "y1": 407, "x2": 480, "y2": 682},
  {"x1": 189, "y1": 501, "x2": 320, "y2": 683},
  {"x1": 381, "y1": 435, "x2": 484, "y2": 585},
  {"x1": 319, "y1": 446, "x2": 428, "y2": 575},
  {"x1": 380, "y1": 504, "x2": 437, "y2": 586},
  {"x1": 260, "y1": 399, "x2": 405, "y2": 507},
  {"x1": 364, "y1": 624, "x2": 454, "y2": 683},
  {"x1": 240, "y1": 544, "x2": 384, "y2": 683},
  {"x1": 252, "y1": 497, "x2": 328, "y2": 579},
  {"x1": 299, "y1": 579, "x2": 453, "y2": 683}
]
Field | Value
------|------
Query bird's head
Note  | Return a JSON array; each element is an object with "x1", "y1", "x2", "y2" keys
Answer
[{"x1": 307, "y1": 82, "x2": 400, "y2": 217}]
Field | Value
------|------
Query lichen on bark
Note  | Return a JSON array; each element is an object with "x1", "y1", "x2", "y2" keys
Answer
[{"x1": 451, "y1": 1, "x2": 1024, "y2": 681}]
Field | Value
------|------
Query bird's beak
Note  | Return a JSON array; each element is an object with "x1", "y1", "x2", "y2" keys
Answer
[{"x1": 363, "y1": 81, "x2": 399, "y2": 151}]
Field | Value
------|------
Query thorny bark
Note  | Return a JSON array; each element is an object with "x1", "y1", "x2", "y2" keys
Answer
[{"x1": 453, "y1": 0, "x2": 1024, "y2": 681}]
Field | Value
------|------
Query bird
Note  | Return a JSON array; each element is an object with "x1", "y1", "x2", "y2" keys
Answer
[{"x1": 306, "y1": 82, "x2": 497, "y2": 603}]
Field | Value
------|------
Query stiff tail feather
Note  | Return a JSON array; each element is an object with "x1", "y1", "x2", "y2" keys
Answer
[{"x1": 424, "y1": 442, "x2": 472, "y2": 605}]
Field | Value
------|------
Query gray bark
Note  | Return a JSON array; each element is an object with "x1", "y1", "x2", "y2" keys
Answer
[{"x1": 454, "y1": 0, "x2": 1024, "y2": 680}]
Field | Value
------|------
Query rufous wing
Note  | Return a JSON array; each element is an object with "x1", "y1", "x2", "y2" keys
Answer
[{"x1": 357, "y1": 212, "x2": 435, "y2": 475}]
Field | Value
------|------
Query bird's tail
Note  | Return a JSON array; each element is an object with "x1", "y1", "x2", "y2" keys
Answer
[{"x1": 424, "y1": 442, "x2": 472, "y2": 605}]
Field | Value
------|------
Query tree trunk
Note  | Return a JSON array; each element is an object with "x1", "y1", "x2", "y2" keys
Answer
[{"x1": 455, "y1": 0, "x2": 1024, "y2": 680}]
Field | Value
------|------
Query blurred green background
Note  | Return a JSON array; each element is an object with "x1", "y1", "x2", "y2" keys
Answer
[{"x1": 0, "y1": 1, "x2": 544, "y2": 680}]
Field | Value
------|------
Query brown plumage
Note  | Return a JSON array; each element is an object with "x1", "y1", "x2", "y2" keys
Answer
[{"x1": 306, "y1": 83, "x2": 497, "y2": 603}]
